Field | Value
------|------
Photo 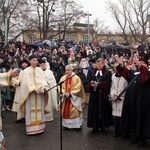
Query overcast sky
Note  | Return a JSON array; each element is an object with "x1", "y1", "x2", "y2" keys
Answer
[{"x1": 74, "y1": 0, "x2": 118, "y2": 31}]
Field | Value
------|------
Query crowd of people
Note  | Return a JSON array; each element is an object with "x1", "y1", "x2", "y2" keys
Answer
[{"x1": 0, "y1": 39, "x2": 150, "y2": 147}]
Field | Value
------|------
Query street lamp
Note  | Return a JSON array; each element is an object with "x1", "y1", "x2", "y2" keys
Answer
[
  {"x1": 85, "y1": 13, "x2": 92, "y2": 44},
  {"x1": 4, "y1": 1, "x2": 9, "y2": 44},
  {"x1": 147, "y1": 14, "x2": 150, "y2": 34},
  {"x1": 4, "y1": 15, "x2": 8, "y2": 44}
]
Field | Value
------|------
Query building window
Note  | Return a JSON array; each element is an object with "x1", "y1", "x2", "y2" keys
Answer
[
  {"x1": 65, "y1": 35, "x2": 75, "y2": 41},
  {"x1": 28, "y1": 35, "x2": 36, "y2": 43},
  {"x1": 83, "y1": 35, "x2": 89, "y2": 42}
]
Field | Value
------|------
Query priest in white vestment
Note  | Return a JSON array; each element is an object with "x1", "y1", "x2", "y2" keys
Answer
[
  {"x1": 39, "y1": 59, "x2": 57, "y2": 121},
  {"x1": 12, "y1": 55, "x2": 50, "y2": 135}
]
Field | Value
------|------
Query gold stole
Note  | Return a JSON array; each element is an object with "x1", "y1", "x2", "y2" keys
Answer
[
  {"x1": 30, "y1": 69, "x2": 42, "y2": 124},
  {"x1": 30, "y1": 93, "x2": 43, "y2": 124},
  {"x1": 62, "y1": 77, "x2": 80, "y2": 119}
]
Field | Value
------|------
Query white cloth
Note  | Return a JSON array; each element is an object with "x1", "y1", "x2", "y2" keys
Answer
[
  {"x1": 62, "y1": 114, "x2": 83, "y2": 129},
  {"x1": 110, "y1": 73, "x2": 128, "y2": 117},
  {"x1": 62, "y1": 93, "x2": 83, "y2": 128},
  {"x1": 43, "y1": 69, "x2": 57, "y2": 121},
  {"x1": 70, "y1": 94, "x2": 82, "y2": 112},
  {"x1": 95, "y1": 70, "x2": 103, "y2": 77},
  {"x1": 11, "y1": 71, "x2": 24, "y2": 120},
  {"x1": 25, "y1": 94, "x2": 45, "y2": 135}
]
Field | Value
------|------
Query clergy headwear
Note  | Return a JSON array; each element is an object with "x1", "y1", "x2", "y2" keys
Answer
[
  {"x1": 29, "y1": 55, "x2": 37, "y2": 60},
  {"x1": 39, "y1": 59, "x2": 46, "y2": 64},
  {"x1": 20, "y1": 59, "x2": 29, "y2": 65}
]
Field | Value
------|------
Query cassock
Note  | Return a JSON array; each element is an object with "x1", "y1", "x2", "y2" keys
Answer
[
  {"x1": 58, "y1": 73, "x2": 86, "y2": 129},
  {"x1": 116, "y1": 64, "x2": 150, "y2": 139},
  {"x1": 87, "y1": 66, "x2": 113, "y2": 131},
  {"x1": 135, "y1": 66, "x2": 150, "y2": 139},
  {"x1": 12, "y1": 66, "x2": 49, "y2": 135}
]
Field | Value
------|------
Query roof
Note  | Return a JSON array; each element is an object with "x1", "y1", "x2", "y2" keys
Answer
[{"x1": 73, "y1": 23, "x2": 94, "y2": 27}]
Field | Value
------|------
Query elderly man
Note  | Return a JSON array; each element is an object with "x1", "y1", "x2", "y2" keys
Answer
[
  {"x1": 58, "y1": 65, "x2": 86, "y2": 131},
  {"x1": 12, "y1": 55, "x2": 49, "y2": 135},
  {"x1": 87, "y1": 58, "x2": 113, "y2": 134}
]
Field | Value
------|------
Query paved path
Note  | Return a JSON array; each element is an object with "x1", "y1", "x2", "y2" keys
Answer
[{"x1": 2, "y1": 104, "x2": 150, "y2": 150}]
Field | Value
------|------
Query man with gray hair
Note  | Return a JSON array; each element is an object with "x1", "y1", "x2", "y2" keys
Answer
[
  {"x1": 87, "y1": 58, "x2": 113, "y2": 134},
  {"x1": 57, "y1": 65, "x2": 86, "y2": 131}
]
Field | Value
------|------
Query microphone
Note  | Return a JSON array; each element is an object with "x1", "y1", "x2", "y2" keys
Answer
[
  {"x1": 57, "y1": 73, "x2": 76, "y2": 86},
  {"x1": 45, "y1": 73, "x2": 76, "y2": 93}
]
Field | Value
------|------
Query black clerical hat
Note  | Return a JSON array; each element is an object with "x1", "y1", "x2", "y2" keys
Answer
[
  {"x1": 20, "y1": 59, "x2": 29, "y2": 65},
  {"x1": 29, "y1": 55, "x2": 37, "y2": 60},
  {"x1": 39, "y1": 59, "x2": 46, "y2": 64}
]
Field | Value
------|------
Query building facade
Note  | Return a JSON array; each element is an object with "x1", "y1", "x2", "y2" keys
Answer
[{"x1": 22, "y1": 23, "x2": 150, "y2": 44}]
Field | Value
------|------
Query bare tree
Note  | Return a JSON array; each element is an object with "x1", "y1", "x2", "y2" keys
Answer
[
  {"x1": 0, "y1": 0, "x2": 36, "y2": 41},
  {"x1": 106, "y1": 0, "x2": 150, "y2": 43},
  {"x1": 91, "y1": 18, "x2": 109, "y2": 41},
  {"x1": 35, "y1": 0, "x2": 58, "y2": 40},
  {"x1": 128, "y1": 0, "x2": 150, "y2": 42},
  {"x1": 106, "y1": 0, "x2": 130, "y2": 42},
  {"x1": 55, "y1": 0, "x2": 84, "y2": 40}
]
